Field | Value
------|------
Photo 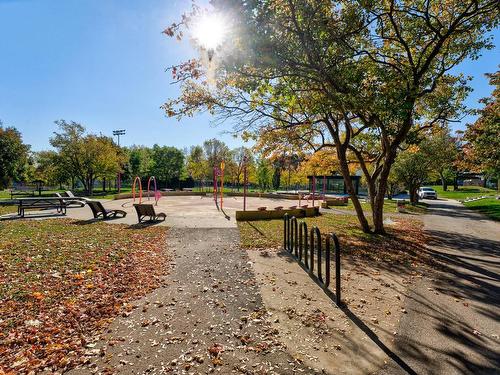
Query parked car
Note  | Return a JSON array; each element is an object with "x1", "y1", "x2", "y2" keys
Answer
[{"x1": 418, "y1": 187, "x2": 437, "y2": 200}]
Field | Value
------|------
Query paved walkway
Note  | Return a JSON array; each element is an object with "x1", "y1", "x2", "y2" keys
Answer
[
  {"x1": 377, "y1": 199, "x2": 500, "y2": 374},
  {"x1": 70, "y1": 227, "x2": 310, "y2": 374}
]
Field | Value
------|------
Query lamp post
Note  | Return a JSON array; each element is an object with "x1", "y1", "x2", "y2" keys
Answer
[{"x1": 113, "y1": 129, "x2": 126, "y2": 193}]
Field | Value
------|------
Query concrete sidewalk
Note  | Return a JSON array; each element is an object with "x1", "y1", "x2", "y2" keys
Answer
[{"x1": 376, "y1": 199, "x2": 500, "y2": 374}]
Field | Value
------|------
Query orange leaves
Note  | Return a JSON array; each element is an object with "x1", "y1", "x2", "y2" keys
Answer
[
  {"x1": 0, "y1": 219, "x2": 169, "y2": 373},
  {"x1": 31, "y1": 292, "x2": 44, "y2": 301},
  {"x1": 208, "y1": 343, "x2": 224, "y2": 365}
]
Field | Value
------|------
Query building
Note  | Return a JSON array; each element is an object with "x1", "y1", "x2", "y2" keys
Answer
[{"x1": 307, "y1": 175, "x2": 360, "y2": 195}]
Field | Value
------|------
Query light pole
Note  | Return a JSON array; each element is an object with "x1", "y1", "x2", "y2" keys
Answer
[
  {"x1": 113, "y1": 129, "x2": 126, "y2": 193},
  {"x1": 113, "y1": 129, "x2": 126, "y2": 147}
]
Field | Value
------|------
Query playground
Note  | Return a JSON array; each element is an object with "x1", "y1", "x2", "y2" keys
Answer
[{"x1": 60, "y1": 194, "x2": 315, "y2": 228}]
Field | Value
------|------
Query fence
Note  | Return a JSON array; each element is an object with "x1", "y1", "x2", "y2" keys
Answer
[{"x1": 283, "y1": 213, "x2": 341, "y2": 306}]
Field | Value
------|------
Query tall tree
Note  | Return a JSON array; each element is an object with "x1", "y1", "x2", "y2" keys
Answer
[
  {"x1": 0, "y1": 121, "x2": 30, "y2": 189},
  {"x1": 392, "y1": 146, "x2": 432, "y2": 204},
  {"x1": 164, "y1": 0, "x2": 498, "y2": 234},
  {"x1": 50, "y1": 120, "x2": 125, "y2": 195},
  {"x1": 203, "y1": 138, "x2": 230, "y2": 177},
  {"x1": 127, "y1": 146, "x2": 153, "y2": 179},
  {"x1": 150, "y1": 145, "x2": 185, "y2": 188},
  {"x1": 462, "y1": 70, "x2": 500, "y2": 189},
  {"x1": 231, "y1": 146, "x2": 253, "y2": 190},
  {"x1": 33, "y1": 151, "x2": 71, "y2": 189},
  {"x1": 186, "y1": 145, "x2": 208, "y2": 188},
  {"x1": 256, "y1": 158, "x2": 272, "y2": 192},
  {"x1": 420, "y1": 127, "x2": 460, "y2": 191}
]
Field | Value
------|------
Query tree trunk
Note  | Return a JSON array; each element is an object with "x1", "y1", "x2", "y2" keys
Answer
[
  {"x1": 371, "y1": 153, "x2": 396, "y2": 235},
  {"x1": 440, "y1": 172, "x2": 447, "y2": 191},
  {"x1": 336, "y1": 147, "x2": 371, "y2": 233},
  {"x1": 409, "y1": 185, "x2": 419, "y2": 204}
]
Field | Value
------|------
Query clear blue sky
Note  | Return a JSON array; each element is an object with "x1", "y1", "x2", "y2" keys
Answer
[{"x1": 0, "y1": 0, "x2": 498, "y2": 151}]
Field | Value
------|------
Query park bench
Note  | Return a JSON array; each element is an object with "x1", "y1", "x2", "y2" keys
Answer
[
  {"x1": 133, "y1": 204, "x2": 166, "y2": 223},
  {"x1": 87, "y1": 200, "x2": 127, "y2": 220},
  {"x1": 55, "y1": 192, "x2": 85, "y2": 207},
  {"x1": 17, "y1": 197, "x2": 67, "y2": 217}
]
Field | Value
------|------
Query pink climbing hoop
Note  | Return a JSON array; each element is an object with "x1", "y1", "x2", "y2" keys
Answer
[{"x1": 147, "y1": 176, "x2": 160, "y2": 206}]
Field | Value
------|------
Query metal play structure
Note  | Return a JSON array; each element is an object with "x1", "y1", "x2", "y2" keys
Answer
[
  {"x1": 131, "y1": 176, "x2": 161, "y2": 206},
  {"x1": 213, "y1": 161, "x2": 230, "y2": 220},
  {"x1": 132, "y1": 176, "x2": 143, "y2": 204},
  {"x1": 146, "y1": 176, "x2": 161, "y2": 206}
]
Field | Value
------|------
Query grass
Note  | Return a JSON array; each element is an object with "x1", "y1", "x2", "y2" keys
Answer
[
  {"x1": 0, "y1": 219, "x2": 168, "y2": 373},
  {"x1": 0, "y1": 206, "x2": 17, "y2": 216},
  {"x1": 329, "y1": 199, "x2": 428, "y2": 214},
  {"x1": 431, "y1": 185, "x2": 497, "y2": 200},
  {"x1": 463, "y1": 198, "x2": 500, "y2": 221},
  {"x1": 238, "y1": 213, "x2": 432, "y2": 268}
]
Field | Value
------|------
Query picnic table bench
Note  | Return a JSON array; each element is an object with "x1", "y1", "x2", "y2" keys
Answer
[
  {"x1": 17, "y1": 197, "x2": 68, "y2": 217},
  {"x1": 10, "y1": 189, "x2": 36, "y2": 199}
]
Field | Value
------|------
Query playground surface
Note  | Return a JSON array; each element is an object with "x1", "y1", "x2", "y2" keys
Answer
[{"x1": 5, "y1": 195, "x2": 304, "y2": 227}]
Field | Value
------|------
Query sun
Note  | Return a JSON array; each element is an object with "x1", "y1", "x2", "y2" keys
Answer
[{"x1": 191, "y1": 13, "x2": 227, "y2": 51}]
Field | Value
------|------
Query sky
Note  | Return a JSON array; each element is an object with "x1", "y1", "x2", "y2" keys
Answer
[{"x1": 0, "y1": 0, "x2": 498, "y2": 152}]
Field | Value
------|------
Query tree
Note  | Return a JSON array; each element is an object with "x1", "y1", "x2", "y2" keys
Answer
[
  {"x1": 231, "y1": 146, "x2": 253, "y2": 190},
  {"x1": 164, "y1": 0, "x2": 498, "y2": 234},
  {"x1": 392, "y1": 147, "x2": 432, "y2": 204},
  {"x1": 186, "y1": 145, "x2": 208, "y2": 188},
  {"x1": 420, "y1": 127, "x2": 460, "y2": 191},
  {"x1": 50, "y1": 120, "x2": 125, "y2": 195},
  {"x1": 33, "y1": 151, "x2": 71, "y2": 189},
  {"x1": 256, "y1": 158, "x2": 272, "y2": 192},
  {"x1": 0, "y1": 121, "x2": 30, "y2": 189},
  {"x1": 127, "y1": 146, "x2": 153, "y2": 179},
  {"x1": 462, "y1": 70, "x2": 500, "y2": 189},
  {"x1": 150, "y1": 145, "x2": 185, "y2": 188},
  {"x1": 203, "y1": 138, "x2": 230, "y2": 177}
]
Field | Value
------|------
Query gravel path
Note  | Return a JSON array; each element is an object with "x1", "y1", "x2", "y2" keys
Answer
[
  {"x1": 70, "y1": 227, "x2": 308, "y2": 374},
  {"x1": 376, "y1": 199, "x2": 500, "y2": 375}
]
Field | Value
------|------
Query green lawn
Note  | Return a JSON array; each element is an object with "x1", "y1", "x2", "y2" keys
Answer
[
  {"x1": 330, "y1": 199, "x2": 428, "y2": 214},
  {"x1": 463, "y1": 198, "x2": 500, "y2": 221},
  {"x1": 0, "y1": 206, "x2": 17, "y2": 216},
  {"x1": 238, "y1": 213, "x2": 433, "y2": 267},
  {"x1": 0, "y1": 219, "x2": 168, "y2": 373},
  {"x1": 431, "y1": 185, "x2": 497, "y2": 200}
]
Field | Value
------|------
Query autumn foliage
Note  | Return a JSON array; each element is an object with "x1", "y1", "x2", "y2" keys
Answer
[{"x1": 0, "y1": 220, "x2": 169, "y2": 373}]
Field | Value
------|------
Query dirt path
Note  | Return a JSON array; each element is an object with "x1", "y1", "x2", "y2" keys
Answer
[
  {"x1": 70, "y1": 227, "x2": 310, "y2": 374},
  {"x1": 377, "y1": 199, "x2": 500, "y2": 374}
]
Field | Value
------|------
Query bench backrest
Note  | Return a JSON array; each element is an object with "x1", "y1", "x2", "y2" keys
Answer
[
  {"x1": 87, "y1": 200, "x2": 105, "y2": 218},
  {"x1": 134, "y1": 204, "x2": 156, "y2": 216}
]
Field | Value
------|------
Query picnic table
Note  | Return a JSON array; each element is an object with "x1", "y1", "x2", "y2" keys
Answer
[
  {"x1": 10, "y1": 189, "x2": 36, "y2": 199},
  {"x1": 16, "y1": 197, "x2": 86, "y2": 217}
]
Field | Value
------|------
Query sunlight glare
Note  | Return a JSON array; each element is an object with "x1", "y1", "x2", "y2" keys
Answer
[{"x1": 191, "y1": 13, "x2": 227, "y2": 50}]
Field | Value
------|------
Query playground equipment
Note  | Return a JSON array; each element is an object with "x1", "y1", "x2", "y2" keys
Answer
[
  {"x1": 220, "y1": 160, "x2": 225, "y2": 210},
  {"x1": 132, "y1": 176, "x2": 143, "y2": 204},
  {"x1": 243, "y1": 156, "x2": 248, "y2": 211},
  {"x1": 213, "y1": 167, "x2": 220, "y2": 209},
  {"x1": 146, "y1": 176, "x2": 161, "y2": 206}
]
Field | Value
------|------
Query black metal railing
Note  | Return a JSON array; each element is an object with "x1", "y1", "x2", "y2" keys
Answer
[{"x1": 283, "y1": 213, "x2": 341, "y2": 306}]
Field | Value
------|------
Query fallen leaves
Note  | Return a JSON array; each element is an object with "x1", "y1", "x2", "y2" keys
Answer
[{"x1": 0, "y1": 219, "x2": 169, "y2": 374}]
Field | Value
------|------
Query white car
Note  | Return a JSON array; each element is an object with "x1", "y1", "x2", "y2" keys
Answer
[{"x1": 418, "y1": 187, "x2": 437, "y2": 200}]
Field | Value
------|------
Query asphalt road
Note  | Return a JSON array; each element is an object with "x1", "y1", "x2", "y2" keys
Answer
[{"x1": 376, "y1": 199, "x2": 500, "y2": 375}]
